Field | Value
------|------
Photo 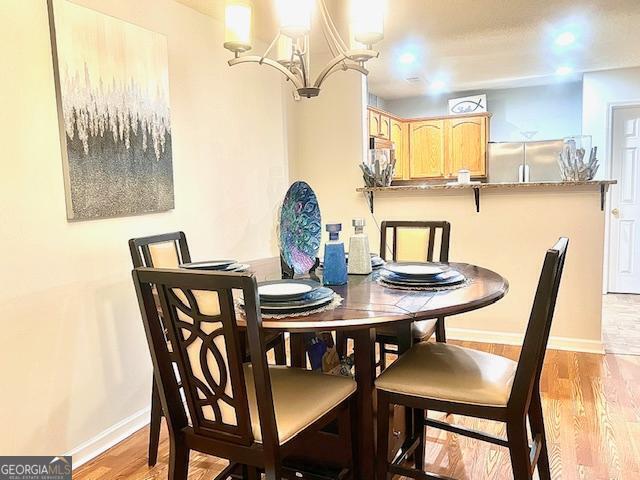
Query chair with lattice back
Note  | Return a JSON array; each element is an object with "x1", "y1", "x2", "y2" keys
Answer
[
  {"x1": 133, "y1": 267, "x2": 357, "y2": 479},
  {"x1": 128, "y1": 232, "x2": 286, "y2": 467}
]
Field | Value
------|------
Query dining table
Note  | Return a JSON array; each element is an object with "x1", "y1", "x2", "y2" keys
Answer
[{"x1": 254, "y1": 261, "x2": 509, "y2": 479}]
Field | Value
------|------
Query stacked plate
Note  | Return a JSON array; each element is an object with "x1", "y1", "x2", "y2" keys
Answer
[
  {"x1": 254, "y1": 279, "x2": 335, "y2": 315},
  {"x1": 180, "y1": 260, "x2": 250, "y2": 272},
  {"x1": 379, "y1": 262, "x2": 466, "y2": 288}
]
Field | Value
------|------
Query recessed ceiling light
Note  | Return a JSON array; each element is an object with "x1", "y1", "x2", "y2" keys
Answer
[
  {"x1": 399, "y1": 52, "x2": 416, "y2": 64},
  {"x1": 555, "y1": 31, "x2": 576, "y2": 47},
  {"x1": 556, "y1": 65, "x2": 573, "y2": 76},
  {"x1": 430, "y1": 79, "x2": 446, "y2": 92}
]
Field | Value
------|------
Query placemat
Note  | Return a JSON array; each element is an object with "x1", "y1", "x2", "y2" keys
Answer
[
  {"x1": 236, "y1": 293, "x2": 344, "y2": 319},
  {"x1": 376, "y1": 277, "x2": 471, "y2": 292}
]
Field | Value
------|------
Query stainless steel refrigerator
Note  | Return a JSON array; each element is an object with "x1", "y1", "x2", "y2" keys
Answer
[{"x1": 488, "y1": 140, "x2": 564, "y2": 182}]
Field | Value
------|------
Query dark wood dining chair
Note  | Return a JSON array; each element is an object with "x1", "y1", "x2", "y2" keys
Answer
[
  {"x1": 336, "y1": 221, "x2": 450, "y2": 369},
  {"x1": 375, "y1": 237, "x2": 568, "y2": 480},
  {"x1": 132, "y1": 267, "x2": 358, "y2": 480},
  {"x1": 129, "y1": 232, "x2": 286, "y2": 467}
]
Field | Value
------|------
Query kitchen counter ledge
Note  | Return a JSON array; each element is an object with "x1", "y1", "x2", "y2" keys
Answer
[{"x1": 356, "y1": 180, "x2": 617, "y2": 213}]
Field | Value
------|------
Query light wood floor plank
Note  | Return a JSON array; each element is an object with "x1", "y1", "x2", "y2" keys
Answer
[{"x1": 73, "y1": 340, "x2": 640, "y2": 480}]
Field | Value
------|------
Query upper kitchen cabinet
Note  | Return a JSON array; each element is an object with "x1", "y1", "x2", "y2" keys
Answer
[
  {"x1": 368, "y1": 110, "x2": 381, "y2": 138},
  {"x1": 366, "y1": 107, "x2": 489, "y2": 181},
  {"x1": 368, "y1": 107, "x2": 390, "y2": 140},
  {"x1": 379, "y1": 114, "x2": 391, "y2": 140},
  {"x1": 409, "y1": 120, "x2": 445, "y2": 179},
  {"x1": 389, "y1": 119, "x2": 407, "y2": 179},
  {"x1": 445, "y1": 115, "x2": 488, "y2": 178}
]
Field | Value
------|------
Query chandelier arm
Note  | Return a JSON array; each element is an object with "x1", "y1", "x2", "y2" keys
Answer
[
  {"x1": 320, "y1": 17, "x2": 339, "y2": 57},
  {"x1": 318, "y1": 0, "x2": 348, "y2": 55},
  {"x1": 296, "y1": 49, "x2": 309, "y2": 87},
  {"x1": 345, "y1": 63, "x2": 369, "y2": 75},
  {"x1": 322, "y1": 0, "x2": 349, "y2": 52},
  {"x1": 228, "y1": 56, "x2": 304, "y2": 89},
  {"x1": 260, "y1": 34, "x2": 281, "y2": 64},
  {"x1": 314, "y1": 61, "x2": 369, "y2": 89},
  {"x1": 313, "y1": 54, "x2": 349, "y2": 88}
]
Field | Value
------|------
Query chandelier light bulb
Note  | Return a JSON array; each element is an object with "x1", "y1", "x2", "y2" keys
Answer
[
  {"x1": 350, "y1": 0, "x2": 384, "y2": 46},
  {"x1": 223, "y1": 0, "x2": 253, "y2": 53},
  {"x1": 277, "y1": 35, "x2": 300, "y2": 66},
  {"x1": 276, "y1": 0, "x2": 313, "y2": 38}
]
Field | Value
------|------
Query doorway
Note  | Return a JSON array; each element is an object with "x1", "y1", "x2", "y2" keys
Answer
[{"x1": 604, "y1": 105, "x2": 640, "y2": 355}]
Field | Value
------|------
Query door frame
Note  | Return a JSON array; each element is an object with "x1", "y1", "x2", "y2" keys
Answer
[{"x1": 604, "y1": 101, "x2": 640, "y2": 293}]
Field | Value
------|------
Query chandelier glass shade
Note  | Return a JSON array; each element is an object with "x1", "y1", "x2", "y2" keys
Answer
[{"x1": 223, "y1": 0, "x2": 384, "y2": 99}]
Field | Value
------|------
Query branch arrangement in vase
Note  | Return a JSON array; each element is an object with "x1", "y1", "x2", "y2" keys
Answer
[{"x1": 558, "y1": 143, "x2": 599, "y2": 181}]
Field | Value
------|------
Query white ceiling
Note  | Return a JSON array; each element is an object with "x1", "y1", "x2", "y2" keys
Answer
[
  {"x1": 175, "y1": 0, "x2": 640, "y2": 99},
  {"x1": 367, "y1": 0, "x2": 640, "y2": 99}
]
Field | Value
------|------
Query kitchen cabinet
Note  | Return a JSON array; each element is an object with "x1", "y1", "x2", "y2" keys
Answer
[
  {"x1": 367, "y1": 107, "x2": 489, "y2": 181},
  {"x1": 389, "y1": 119, "x2": 407, "y2": 179},
  {"x1": 368, "y1": 110, "x2": 381, "y2": 138},
  {"x1": 409, "y1": 120, "x2": 445, "y2": 179},
  {"x1": 368, "y1": 108, "x2": 390, "y2": 140},
  {"x1": 445, "y1": 116, "x2": 487, "y2": 177},
  {"x1": 379, "y1": 114, "x2": 391, "y2": 140}
]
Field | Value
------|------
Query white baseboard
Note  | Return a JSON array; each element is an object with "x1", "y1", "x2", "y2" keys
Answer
[
  {"x1": 66, "y1": 406, "x2": 151, "y2": 469},
  {"x1": 446, "y1": 327, "x2": 604, "y2": 354}
]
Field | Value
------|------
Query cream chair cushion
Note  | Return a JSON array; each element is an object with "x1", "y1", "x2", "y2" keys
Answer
[
  {"x1": 395, "y1": 228, "x2": 430, "y2": 262},
  {"x1": 149, "y1": 241, "x2": 180, "y2": 267},
  {"x1": 376, "y1": 319, "x2": 437, "y2": 342},
  {"x1": 244, "y1": 364, "x2": 356, "y2": 444},
  {"x1": 375, "y1": 343, "x2": 517, "y2": 407}
]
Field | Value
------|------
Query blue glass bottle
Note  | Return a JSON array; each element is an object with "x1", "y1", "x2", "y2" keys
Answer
[{"x1": 323, "y1": 223, "x2": 348, "y2": 286}]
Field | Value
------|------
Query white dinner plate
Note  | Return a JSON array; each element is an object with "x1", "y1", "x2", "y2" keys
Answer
[
  {"x1": 383, "y1": 262, "x2": 450, "y2": 277},
  {"x1": 258, "y1": 279, "x2": 321, "y2": 301}
]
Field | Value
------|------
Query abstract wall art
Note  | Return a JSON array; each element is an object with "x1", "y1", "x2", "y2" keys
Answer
[{"x1": 48, "y1": 0, "x2": 174, "y2": 220}]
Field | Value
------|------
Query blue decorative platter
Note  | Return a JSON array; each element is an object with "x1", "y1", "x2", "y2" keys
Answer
[{"x1": 279, "y1": 181, "x2": 322, "y2": 275}]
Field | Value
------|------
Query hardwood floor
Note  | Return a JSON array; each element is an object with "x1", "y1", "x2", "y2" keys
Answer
[
  {"x1": 603, "y1": 293, "x2": 640, "y2": 355},
  {"x1": 74, "y1": 341, "x2": 640, "y2": 480}
]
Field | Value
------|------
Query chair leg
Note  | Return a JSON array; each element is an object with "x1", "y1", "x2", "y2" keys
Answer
[
  {"x1": 264, "y1": 464, "x2": 282, "y2": 480},
  {"x1": 243, "y1": 465, "x2": 260, "y2": 480},
  {"x1": 376, "y1": 391, "x2": 390, "y2": 480},
  {"x1": 148, "y1": 378, "x2": 162, "y2": 467},
  {"x1": 273, "y1": 333, "x2": 287, "y2": 365},
  {"x1": 435, "y1": 316, "x2": 446, "y2": 343},
  {"x1": 379, "y1": 342, "x2": 387, "y2": 370},
  {"x1": 507, "y1": 418, "x2": 533, "y2": 480},
  {"x1": 529, "y1": 390, "x2": 551, "y2": 480},
  {"x1": 168, "y1": 438, "x2": 189, "y2": 480},
  {"x1": 414, "y1": 409, "x2": 425, "y2": 470},
  {"x1": 336, "y1": 331, "x2": 347, "y2": 359}
]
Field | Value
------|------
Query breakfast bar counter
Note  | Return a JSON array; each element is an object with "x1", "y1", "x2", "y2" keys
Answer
[{"x1": 357, "y1": 180, "x2": 617, "y2": 212}]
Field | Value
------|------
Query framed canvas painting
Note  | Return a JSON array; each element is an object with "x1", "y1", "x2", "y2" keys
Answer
[{"x1": 47, "y1": 0, "x2": 174, "y2": 220}]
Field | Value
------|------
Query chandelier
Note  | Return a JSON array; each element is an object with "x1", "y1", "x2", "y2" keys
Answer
[{"x1": 223, "y1": 0, "x2": 384, "y2": 99}]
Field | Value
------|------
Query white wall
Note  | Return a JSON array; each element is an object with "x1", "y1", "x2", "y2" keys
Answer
[
  {"x1": 382, "y1": 82, "x2": 583, "y2": 142},
  {"x1": 0, "y1": 0, "x2": 288, "y2": 460}
]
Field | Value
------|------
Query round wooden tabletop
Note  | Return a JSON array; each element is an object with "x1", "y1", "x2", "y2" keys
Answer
[{"x1": 260, "y1": 262, "x2": 509, "y2": 331}]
